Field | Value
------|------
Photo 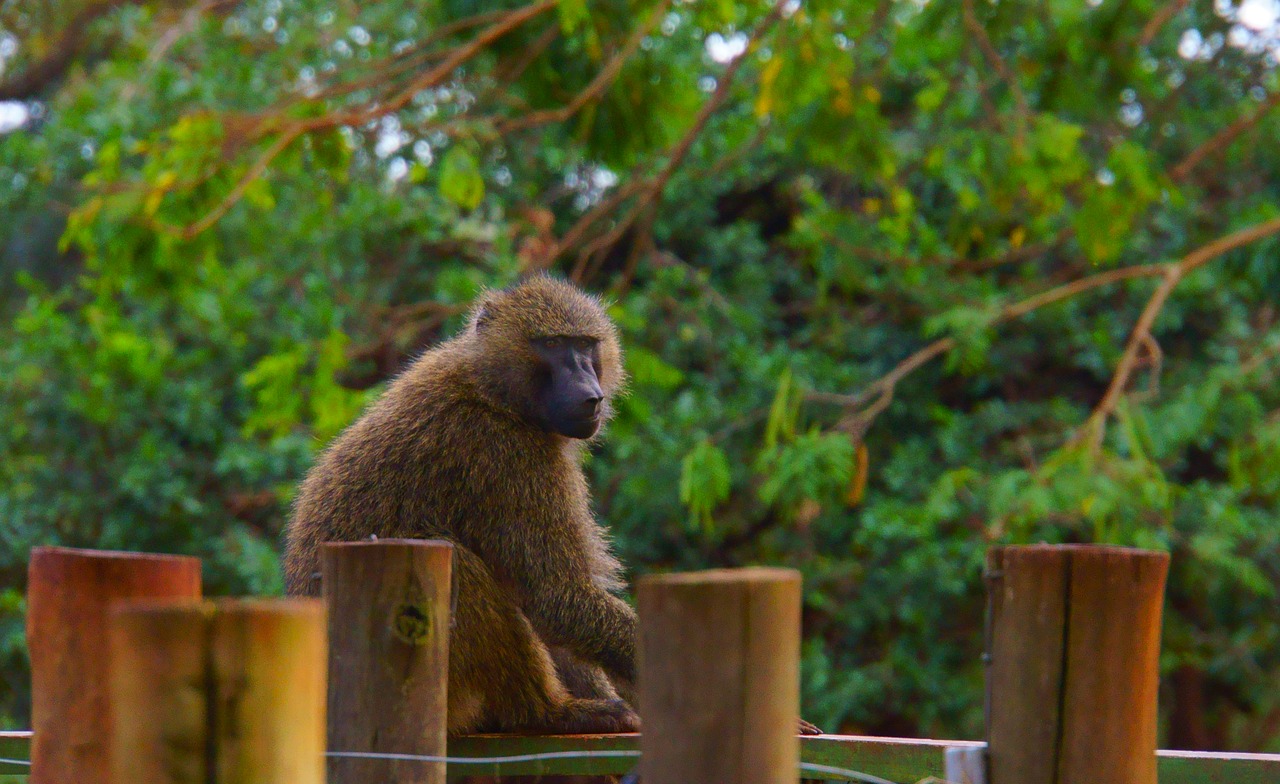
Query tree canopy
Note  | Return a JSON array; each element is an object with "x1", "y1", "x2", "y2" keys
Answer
[{"x1": 2, "y1": 0, "x2": 1279, "y2": 749}]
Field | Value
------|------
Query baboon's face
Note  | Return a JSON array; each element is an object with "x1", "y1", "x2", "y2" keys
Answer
[
  {"x1": 468, "y1": 276, "x2": 623, "y2": 435},
  {"x1": 529, "y1": 334, "x2": 605, "y2": 439}
]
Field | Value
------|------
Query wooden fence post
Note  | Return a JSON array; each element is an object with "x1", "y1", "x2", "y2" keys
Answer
[
  {"x1": 986, "y1": 544, "x2": 1169, "y2": 784},
  {"x1": 322, "y1": 539, "x2": 454, "y2": 784},
  {"x1": 27, "y1": 546, "x2": 201, "y2": 784},
  {"x1": 638, "y1": 567, "x2": 802, "y2": 784},
  {"x1": 109, "y1": 598, "x2": 327, "y2": 784}
]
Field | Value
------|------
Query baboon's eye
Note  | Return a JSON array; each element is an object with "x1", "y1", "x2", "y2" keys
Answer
[{"x1": 542, "y1": 337, "x2": 561, "y2": 349}]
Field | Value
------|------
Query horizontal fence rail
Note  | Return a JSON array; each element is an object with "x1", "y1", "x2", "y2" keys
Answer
[{"x1": 4, "y1": 731, "x2": 1280, "y2": 783}]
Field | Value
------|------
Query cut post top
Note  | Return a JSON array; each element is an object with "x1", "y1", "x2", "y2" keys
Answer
[
  {"x1": 108, "y1": 597, "x2": 325, "y2": 620},
  {"x1": 30, "y1": 545, "x2": 201, "y2": 566},
  {"x1": 991, "y1": 543, "x2": 1170, "y2": 560},
  {"x1": 321, "y1": 538, "x2": 456, "y2": 550},
  {"x1": 639, "y1": 566, "x2": 800, "y2": 586}
]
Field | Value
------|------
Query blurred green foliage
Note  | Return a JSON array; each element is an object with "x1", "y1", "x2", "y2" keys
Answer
[{"x1": 1, "y1": 0, "x2": 1279, "y2": 750}]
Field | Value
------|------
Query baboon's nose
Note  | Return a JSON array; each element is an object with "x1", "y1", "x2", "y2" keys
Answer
[{"x1": 579, "y1": 395, "x2": 603, "y2": 418}]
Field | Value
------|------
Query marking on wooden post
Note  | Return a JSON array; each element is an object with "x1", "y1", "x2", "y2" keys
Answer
[
  {"x1": 638, "y1": 567, "x2": 802, "y2": 784},
  {"x1": 26, "y1": 546, "x2": 201, "y2": 784},
  {"x1": 393, "y1": 602, "x2": 434, "y2": 645},
  {"x1": 108, "y1": 598, "x2": 326, "y2": 784},
  {"x1": 985, "y1": 544, "x2": 1169, "y2": 784},
  {"x1": 323, "y1": 539, "x2": 453, "y2": 784}
]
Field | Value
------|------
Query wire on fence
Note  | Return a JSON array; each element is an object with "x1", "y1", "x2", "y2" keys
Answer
[
  {"x1": 800, "y1": 760, "x2": 899, "y2": 784},
  {"x1": 324, "y1": 749, "x2": 640, "y2": 764},
  {"x1": 329, "y1": 749, "x2": 903, "y2": 784},
  {"x1": 4, "y1": 748, "x2": 908, "y2": 783}
]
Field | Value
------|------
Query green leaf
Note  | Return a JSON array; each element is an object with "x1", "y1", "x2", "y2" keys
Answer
[
  {"x1": 557, "y1": 0, "x2": 590, "y2": 32},
  {"x1": 439, "y1": 148, "x2": 485, "y2": 210},
  {"x1": 680, "y1": 440, "x2": 732, "y2": 534},
  {"x1": 763, "y1": 368, "x2": 799, "y2": 452},
  {"x1": 757, "y1": 430, "x2": 856, "y2": 511},
  {"x1": 627, "y1": 347, "x2": 685, "y2": 389}
]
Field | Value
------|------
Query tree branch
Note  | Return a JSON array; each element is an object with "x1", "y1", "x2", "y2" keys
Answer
[
  {"x1": 1082, "y1": 213, "x2": 1280, "y2": 450},
  {"x1": 824, "y1": 262, "x2": 1174, "y2": 433},
  {"x1": 829, "y1": 216, "x2": 1280, "y2": 444}
]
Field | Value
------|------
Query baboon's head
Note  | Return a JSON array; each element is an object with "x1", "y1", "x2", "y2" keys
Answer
[{"x1": 468, "y1": 276, "x2": 625, "y2": 439}]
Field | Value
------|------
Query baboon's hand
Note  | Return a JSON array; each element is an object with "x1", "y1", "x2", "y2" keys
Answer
[{"x1": 798, "y1": 717, "x2": 823, "y2": 735}]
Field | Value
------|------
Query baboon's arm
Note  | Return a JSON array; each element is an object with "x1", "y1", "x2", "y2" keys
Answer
[
  {"x1": 500, "y1": 532, "x2": 638, "y2": 685},
  {"x1": 538, "y1": 588, "x2": 637, "y2": 685}
]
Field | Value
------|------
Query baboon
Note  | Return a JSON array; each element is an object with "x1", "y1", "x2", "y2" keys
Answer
[{"x1": 284, "y1": 275, "x2": 638, "y2": 734}]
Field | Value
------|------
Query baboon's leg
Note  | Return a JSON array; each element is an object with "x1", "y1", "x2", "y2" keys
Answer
[
  {"x1": 448, "y1": 545, "x2": 638, "y2": 735},
  {"x1": 549, "y1": 646, "x2": 621, "y2": 701}
]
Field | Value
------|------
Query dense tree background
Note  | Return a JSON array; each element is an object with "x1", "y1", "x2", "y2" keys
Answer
[{"x1": 2, "y1": 0, "x2": 1279, "y2": 750}]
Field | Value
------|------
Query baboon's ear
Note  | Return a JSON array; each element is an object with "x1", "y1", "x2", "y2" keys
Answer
[{"x1": 474, "y1": 306, "x2": 494, "y2": 333}]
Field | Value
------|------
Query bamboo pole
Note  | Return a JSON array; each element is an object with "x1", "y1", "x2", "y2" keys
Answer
[
  {"x1": 26, "y1": 546, "x2": 201, "y2": 784},
  {"x1": 638, "y1": 567, "x2": 802, "y2": 784},
  {"x1": 322, "y1": 539, "x2": 453, "y2": 784},
  {"x1": 109, "y1": 598, "x2": 327, "y2": 784},
  {"x1": 986, "y1": 544, "x2": 1169, "y2": 784}
]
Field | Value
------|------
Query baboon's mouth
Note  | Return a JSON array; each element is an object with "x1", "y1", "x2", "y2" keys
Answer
[{"x1": 562, "y1": 415, "x2": 602, "y2": 439}]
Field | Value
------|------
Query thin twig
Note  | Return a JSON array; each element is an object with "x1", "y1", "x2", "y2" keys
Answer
[
  {"x1": 836, "y1": 216, "x2": 1280, "y2": 443},
  {"x1": 166, "y1": 1, "x2": 554, "y2": 239},
  {"x1": 0, "y1": 0, "x2": 125, "y2": 100},
  {"x1": 498, "y1": 0, "x2": 671, "y2": 134},
  {"x1": 961, "y1": 0, "x2": 1029, "y2": 129},
  {"x1": 551, "y1": 0, "x2": 791, "y2": 269},
  {"x1": 150, "y1": 0, "x2": 239, "y2": 64},
  {"x1": 492, "y1": 23, "x2": 560, "y2": 86},
  {"x1": 1138, "y1": 0, "x2": 1190, "y2": 48},
  {"x1": 302, "y1": 0, "x2": 556, "y2": 131},
  {"x1": 1169, "y1": 89, "x2": 1280, "y2": 182},
  {"x1": 307, "y1": 6, "x2": 541, "y2": 104},
  {"x1": 548, "y1": 178, "x2": 650, "y2": 267},
  {"x1": 165, "y1": 128, "x2": 301, "y2": 239},
  {"x1": 824, "y1": 228, "x2": 1071, "y2": 273}
]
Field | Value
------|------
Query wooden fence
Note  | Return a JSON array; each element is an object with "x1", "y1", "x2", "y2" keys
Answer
[{"x1": 3, "y1": 542, "x2": 1278, "y2": 783}]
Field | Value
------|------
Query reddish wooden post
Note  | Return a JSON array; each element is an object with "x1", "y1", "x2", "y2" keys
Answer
[
  {"x1": 638, "y1": 567, "x2": 802, "y2": 784},
  {"x1": 109, "y1": 598, "x2": 327, "y2": 784},
  {"x1": 322, "y1": 539, "x2": 454, "y2": 784},
  {"x1": 986, "y1": 544, "x2": 1169, "y2": 784},
  {"x1": 27, "y1": 546, "x2": 201, "y2": 784}
]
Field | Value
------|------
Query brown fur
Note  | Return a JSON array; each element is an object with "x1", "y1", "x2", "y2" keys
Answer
[{"x1": 283, "y1": 276, "x2": 638, "y2": 734}]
